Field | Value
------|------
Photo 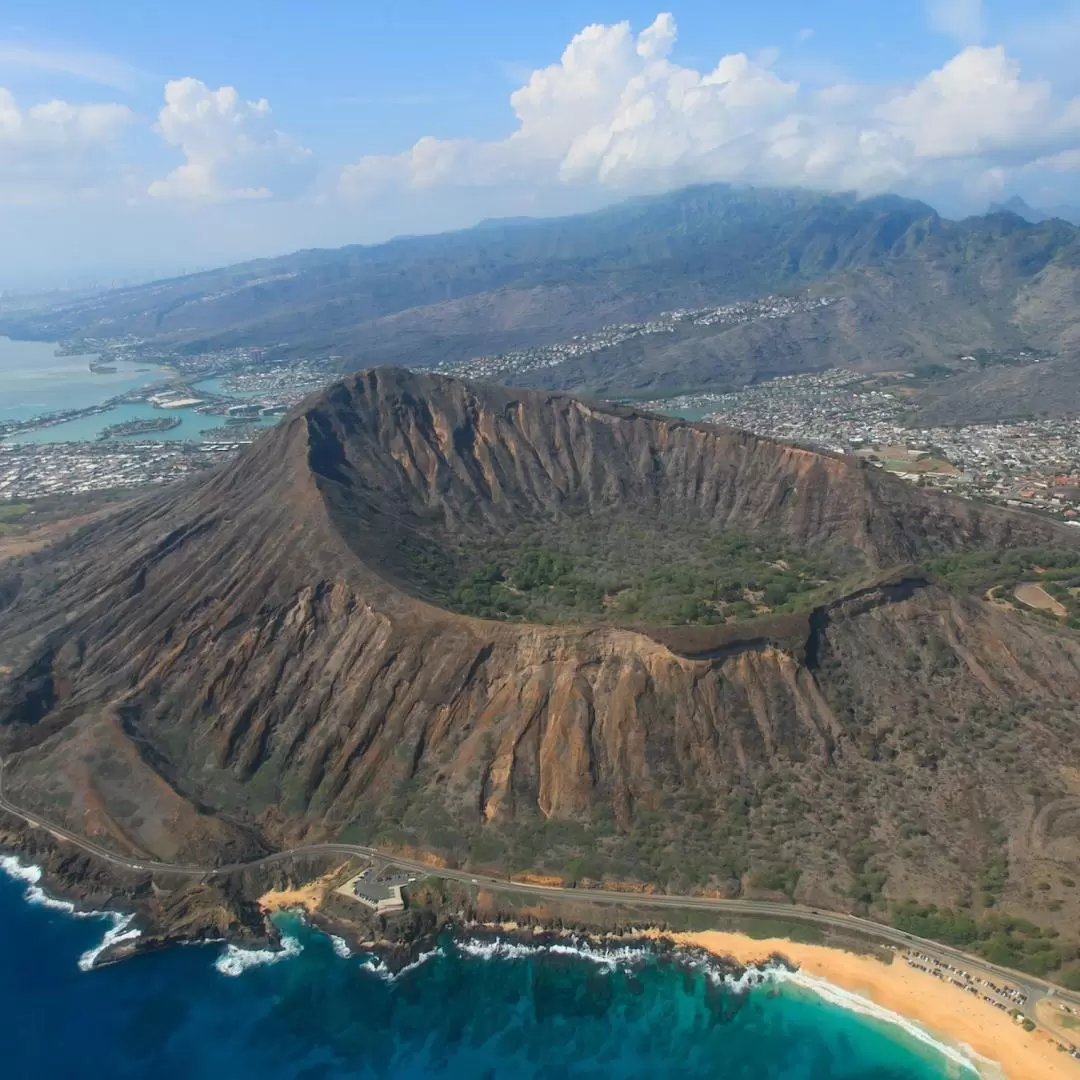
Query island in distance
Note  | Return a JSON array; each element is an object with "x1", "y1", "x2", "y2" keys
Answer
[{"x1": 1, "y1": 366, "x2": 1079, "y2": 983}]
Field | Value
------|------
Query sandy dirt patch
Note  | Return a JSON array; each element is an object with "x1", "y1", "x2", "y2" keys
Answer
[
  {"x1": 258, "y1": 868, "x2": 344, "y2": 914},
  {"x1": 984, "y1": 586, "x2": 1016, "y2": 611},
  {"x1": 0, "y1": 508, "x2": 121, "y2": 563},
  {"x1": 1014, "y1": 583, "x2": 1068, "y2": 617},
  {"x1": 1037, "y1": 999, "x2": 1080, "y2": 1053}
]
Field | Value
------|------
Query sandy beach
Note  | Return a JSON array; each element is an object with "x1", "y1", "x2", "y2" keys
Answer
[
  {"x1": 250, "y1": 877, "x2": 1076, "y2": 1079},
  {"x1": 669, "y1": 930, "x2": 1079, "y2": 1080},
  {"x1": 257, "y1": 868, "x2": 342, "y2": 914}
]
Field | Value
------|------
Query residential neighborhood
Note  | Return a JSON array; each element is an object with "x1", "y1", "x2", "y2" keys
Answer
[
  {"x1": 440, "y1": 294, "x2": 839, "y2": 383},
  {"x1": 0, "y1": 440, "x2": 234, "y2": 500},
  {"x1": 683, "y1": 370, "x2": 1080, "y2": 525}
]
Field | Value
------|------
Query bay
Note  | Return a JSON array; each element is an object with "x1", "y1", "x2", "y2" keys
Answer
[
  {"x1": 8, "y1": 399, "x2": 277, "y2": 445},
  {"x1": 0, "y1": 337, "x2": 168, "y2": 417}
]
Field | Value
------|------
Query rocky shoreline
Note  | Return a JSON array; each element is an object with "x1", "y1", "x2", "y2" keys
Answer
[
  {"x1": 15, "y1": 832, "x2": 1077, "y2": 1080},
  {"x1": 0, "y1": 815, "x2": 275, "y2": 962},
  {"x1": 0, "y1": 812, "x2": 800, "y2": 980}
]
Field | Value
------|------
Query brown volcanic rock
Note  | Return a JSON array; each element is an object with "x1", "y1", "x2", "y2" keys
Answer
[
  {"x1": 1, "y1": 369, "x2": 1080, "y2": 929},
  {"x1": 302, "y1": 369, "x2": 1063, "y2": 572}
]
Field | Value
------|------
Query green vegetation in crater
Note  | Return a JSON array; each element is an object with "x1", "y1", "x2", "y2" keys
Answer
[
  {"x1": 435, "y1": 516, "x2": 843, "y2": 626},
  {"x1": 924, "y1": 547, "x2": 1080, "y2": 629}
]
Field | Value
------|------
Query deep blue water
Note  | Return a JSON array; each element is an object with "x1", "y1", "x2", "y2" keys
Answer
[{"x1": 0, "y1": 858, "x2": 975, "y2": 1080}]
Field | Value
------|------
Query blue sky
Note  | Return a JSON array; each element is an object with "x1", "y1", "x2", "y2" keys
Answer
[{"x1": 2, "y1": 1, "x2": 1080, "y2": 288}]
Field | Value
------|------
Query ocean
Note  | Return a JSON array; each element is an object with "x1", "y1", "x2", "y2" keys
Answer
[{"x1": 0, "y1": 856, "x2": 976, "y2": 1080}]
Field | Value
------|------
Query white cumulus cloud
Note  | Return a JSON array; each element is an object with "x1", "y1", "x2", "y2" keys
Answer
[
  {"x1": 882, "y1": 46, "x2": 1071, "y2": 159},
  {"x1": 339, "y1": 12, "x2": 1080, "y2": 209},
  {"x1": 0, "y1": 87, "x2": 132, "y2": 202},
  {"x1": 149, "y1": 78, "x2": 312, "y2": 201}
]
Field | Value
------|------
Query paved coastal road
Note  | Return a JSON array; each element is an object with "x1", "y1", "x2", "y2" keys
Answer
[{"x1": 1, "y1": 755, "x2": 1076, "y2": 1019}]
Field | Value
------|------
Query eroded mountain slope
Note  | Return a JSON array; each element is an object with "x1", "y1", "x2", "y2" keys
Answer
[{"x1": 0, "y1": 369, "x2": 1078, "y2": 936}]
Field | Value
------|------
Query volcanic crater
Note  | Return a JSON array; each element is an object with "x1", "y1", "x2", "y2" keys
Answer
[{"x1": 1, "y1": 368, "x2": 1079, "y2": 928}]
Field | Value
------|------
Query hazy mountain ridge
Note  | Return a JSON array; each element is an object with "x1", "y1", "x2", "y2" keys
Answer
[
  {"x1": 6, "y1": 184, "x2": 1080, "y2": 406},
  {"x1": 989, "y1": 195, "x2": 1080, "y2": 227}
]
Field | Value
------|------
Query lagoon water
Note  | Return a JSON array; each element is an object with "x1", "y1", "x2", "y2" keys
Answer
[
  {"x1": 0, "y1": 337, "x2": 167, "y2": 418},
  {"x1": 0, "y1": 860, "x2": 973, "y2": 1080},
  {"x1": 8, "y1": 400, "x2": 277, "y2": 445},
  {"x1": 0, "y1": 340, "x2": 276, "y2": 443}
]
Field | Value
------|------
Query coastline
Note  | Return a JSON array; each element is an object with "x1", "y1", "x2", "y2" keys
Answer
[
  {"x1": 4, "y1": 844, "x2": 1078, "y2": 1079},
  {"x1": 669, "y1": 930, "x2": 1079, "y2": 1080}
]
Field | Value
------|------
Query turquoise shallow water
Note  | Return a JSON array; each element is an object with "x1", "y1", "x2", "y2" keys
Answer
[
  {"x1": 9, "y1": 399, "x2": 277, "y2": 444},
  {"x1": 7, "y1": 372, "x2": 277, "y2": 445},
  {"x1": 0, "y1": 337, "x2": 167, "y2": 417},
  {"x1": 0, "y1": 858, "x2": 973, "y2": 1080}
]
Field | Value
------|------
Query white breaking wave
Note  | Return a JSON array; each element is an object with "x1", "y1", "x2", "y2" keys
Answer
[
  {"x1": 457, "y1": 936, "x2": 653, "y2": 971},
  {"x1": 2, "y1": 855, "x2": 92, "y2": 916},
  {"x1": 25, "y1": 885, "x2": 81, "y2": 915},
  {"x1": 699, "y1": 959, "x2": 780, "y2": 993},
  {"x1": 390, "y1": 945, "x2": 444, "y2": 980},
  {"x1": 455, "y1": 938, "x2": 540, "y2": 962},
  {"x1": 214, "y1": 935, "x2": 303, "y2": 977},
  {"x1": 2, "y1": 852, "x2": 143, "y2": 969},
  {"x1": 329, "y1": 934, "x2": 353, "y2": 959},
  {"x1": 777, "y1": 966, "x2": 980, "y2": 1076},
  {"x1": 78, "y1": 913, "x2": 142, "y2": 972},
  {"x1": 360, "y1": 946, "x2": 444, "y2": 982},
  {"x1": 360, "y1": 955, "x2": 390, "y2": 977},
  {"x1": 0, "y1": 853, "x2": 43, "y2": 885}
]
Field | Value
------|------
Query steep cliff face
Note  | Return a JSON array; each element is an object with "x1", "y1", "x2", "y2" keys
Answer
[
  {"x1": 305, "y1": 369, "x2": 1063, "y2": 575},
  {"x1": 1, "y1": 369, "x2": 1079, "y2": 925}
]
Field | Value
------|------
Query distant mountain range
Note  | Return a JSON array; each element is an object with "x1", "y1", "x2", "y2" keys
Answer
[
  {"x1": 989, "y1": 194, "x2": 1080, "y2": 227},
  {"x1": 6, "y1": 182, "x2": 1080, "y2": 414}
]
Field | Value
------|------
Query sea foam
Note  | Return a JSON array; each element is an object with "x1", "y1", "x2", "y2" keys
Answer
[
  {"x1": 777, "y1": 966, "x2": 979, "y2": 1076},
  {"x1": 457, "y1": 936, "x2": 653, "y2": 970},
  {"x1": 26, "y1": 886, "x2": 80, "y2": 914},
  {"x1": 0, "y1": 854, "x2": 43, "y2": 886},
  {"x1": 214, "y1": 935, "x2": 303, "y2": 977},
  {"x1": 1, "y1": 852, "x2": 143, "y2": 970},
  {"x1": 360, "y1": 945, "x2": 444, "y2": 982},
  {"x1": 78, "y1": 914, "x2": 142, "y2": 972},
  {"x1": 328, "y1": 934, "x2": 353, "y2": 959}
]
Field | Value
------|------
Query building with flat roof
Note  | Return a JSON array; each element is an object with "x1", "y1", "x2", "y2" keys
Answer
[{"x1": 351, "y1": 872, "x2": 405, "y2": 914}]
